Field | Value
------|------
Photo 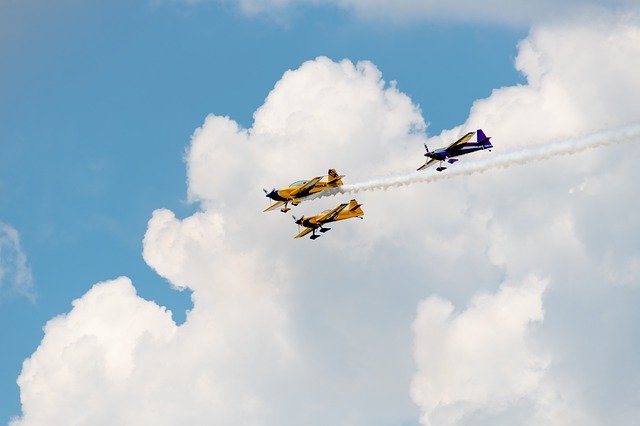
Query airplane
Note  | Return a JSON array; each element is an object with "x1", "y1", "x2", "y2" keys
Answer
[
  {"x1": 292, "y1": 199, "x2": 364, "y2": 240},
  {"x1": 417, "y1": 129, "x2": 493, "y2": 172},
  {"x1": 263, "y1": 169, "x2": 345, "y2": 213}
]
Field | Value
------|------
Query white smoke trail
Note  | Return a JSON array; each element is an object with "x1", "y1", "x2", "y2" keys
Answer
[{"x1": 316, "y1": 123, "x2": 640, "y2": 198}]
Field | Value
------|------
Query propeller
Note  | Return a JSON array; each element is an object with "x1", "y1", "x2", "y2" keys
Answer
[
  {"x1": 264, "y1": 188, "x2": 276, "y2": 209},
  {"x1": 264, "y1": 189, "x2": 278, "y2": 209},
  {"x1": 292, "y1": 215, "x2": 303, "y2": 232}
]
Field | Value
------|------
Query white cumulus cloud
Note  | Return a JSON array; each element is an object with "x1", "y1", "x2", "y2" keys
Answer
[
  {"x1": 13, "y1": 11, "x2": 640, "y2": 426},
  {"x1": 408, "y1": 12, "x2": 640, "y2": 426},
  {"x1": 411, "y1": 276, "x2": 549, "y2": 425}
]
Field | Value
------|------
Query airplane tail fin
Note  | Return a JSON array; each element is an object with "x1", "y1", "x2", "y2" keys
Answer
[
  {"x1": 477, "y1": 129, "x2": 493, "y2": 149},
  {"x1": 327, "y1": 169, "x2": 345, "y2": 185},
  {"x1": 347, "y1": 199, "x2": 364, "y2": 216},
  {"x1": 477, "y1": 129, "x2": 489, "y2": 142}
]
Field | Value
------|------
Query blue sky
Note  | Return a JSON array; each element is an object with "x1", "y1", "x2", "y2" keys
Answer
[
  {"x1": 6, "y1": 1, "x2": 640, "y2": 425},
  {"x1": 0, "y1": 2, "x2": 525, "y2": 421}
]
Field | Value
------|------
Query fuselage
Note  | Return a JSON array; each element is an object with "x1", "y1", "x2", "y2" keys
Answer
[
  {"x1": 299, "y1": 212, "x2": 344, "y2": 228},
  {"x1": 267, "y1": 180, "x2": 340, "y2": 202},
  {"x1": 426, "y1": 139, "x2": 493, "y2": 160},
  {"x1": 297, "y1": 207, "x2": 362, "y2": 229}
]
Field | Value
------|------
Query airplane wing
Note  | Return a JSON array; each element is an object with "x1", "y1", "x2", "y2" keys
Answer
[
  {"x1": 316, "y1": 203, "x2": 348, "y2": 223},
  {"x1": 417, "y1": 158, "x2": 438, "y2": 171},
  {"x1": 446, "y1": 131, "x2": 475, "y2": 149},
  {"x1": 294, "y1": 227, "x2": 314, "y2": 239},
  {"x1": 263, "y1": 200, "x2": 285, "y2": 212},
  {"x1": 289, "y1": 176, "x2": 323, "y2": 197}
]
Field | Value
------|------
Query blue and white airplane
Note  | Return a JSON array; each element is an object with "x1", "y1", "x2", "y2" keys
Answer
[{"x1": 417, "y1": 129, "x2": 493, "y2": 172}]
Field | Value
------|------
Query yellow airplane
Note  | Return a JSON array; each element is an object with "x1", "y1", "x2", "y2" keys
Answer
[
  {"x1": 263, "y1": 169, "x2": 345, "y2": 213},
  {"x1": 292, "y1": 199, "x2": 364, "y2": 240}
]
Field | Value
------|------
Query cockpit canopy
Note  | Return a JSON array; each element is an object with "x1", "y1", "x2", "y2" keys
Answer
[{"x1": 289, "y1": 180, "x2": 308, "y2": 187}]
